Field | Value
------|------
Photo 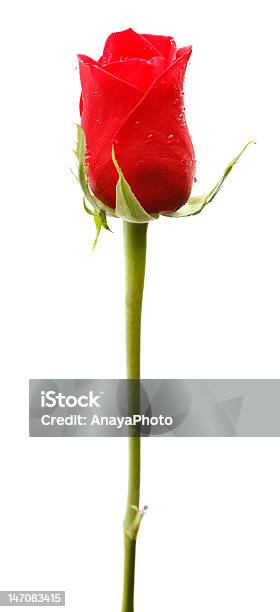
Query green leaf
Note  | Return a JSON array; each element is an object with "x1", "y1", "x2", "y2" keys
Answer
[
  {"x1": 165, "y1": 140, "x2": 255, "y2": 218},
  {"x1": 112, "y1": 147, "x2": 159, "y2": 223}
]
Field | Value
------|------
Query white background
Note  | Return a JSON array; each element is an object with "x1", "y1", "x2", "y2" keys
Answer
[{"x1": 1, "y1": 0, "x2": 280, "y2": 610}]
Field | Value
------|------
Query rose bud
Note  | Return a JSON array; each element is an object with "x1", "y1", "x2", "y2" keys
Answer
[{"x1": 78, "y1": 28, "x2": 195, "y2": 215}]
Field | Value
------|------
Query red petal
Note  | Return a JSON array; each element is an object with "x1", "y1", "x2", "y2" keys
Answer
[
  {"x1": 78, "y1": 54, "x2": 98, "y2": 67},
  {"x1": 176, "y1": 45, "x2": 192, "y2": 60},
  {"x1": 78, "y1": 56, "x2": 142, "y2": 206},
  {"x1": 78, "y1": 54, "x2": 99, "y2": 117},
  {"x1": 99, "y1": 28, "x2": 160, "y2": 65},
  {"x1": 103, "y1": 57, "x2": 165, "y2": 92},
  {"x1": 113, "y1": 47, "x2": 195, "y2": 213},
  {"x1": 79, "y1": 93, "x2": 83, "y2": 117},
  {"x1": 142, "y1": 34, "x2": 177, "y2": 66}
]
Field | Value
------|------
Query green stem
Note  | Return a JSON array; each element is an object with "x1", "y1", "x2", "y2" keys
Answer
[{"x1": 121, "y1": 221, "x2": 148, "y2": 612}]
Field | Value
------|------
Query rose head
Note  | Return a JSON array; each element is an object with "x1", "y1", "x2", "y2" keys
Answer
[{"x1": 78, "y1": 28, "x2": 195, "y2": 214}]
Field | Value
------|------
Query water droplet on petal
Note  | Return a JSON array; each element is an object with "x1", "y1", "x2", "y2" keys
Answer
[
  {"x1": 134, "y1": 121, "x2": 140, "y2": 127},
  {"x1": 167, "y1": 134, "x2": 175, "y2": 140},
  {"x1": 147, "y1": 133, "x2": 153, "y2": 139}
]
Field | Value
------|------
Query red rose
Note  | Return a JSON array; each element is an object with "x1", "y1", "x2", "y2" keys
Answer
[{"x1": 78, "y1": 28, "x2": 195, "y2": 214}]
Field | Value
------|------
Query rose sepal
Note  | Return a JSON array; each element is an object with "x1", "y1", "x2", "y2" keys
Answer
[
  {"x1": 73, "y1": 125, "x2": 117, "y2": 214},
  {"x1": 112, "y1": 147, "x2": 159, "y2": 224},
  {"x1": 164, "y1": 140, "x2": 255, "y2": 218},
  {"x1": 73, "y1": 126, "x2": 255, "y2": 246},
  {"x1": 73, "y1": 125, "x2": 117, "y2": 247},
  {"x1": 82, "y1": 199, "x2": 112, "y2": 251}
]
